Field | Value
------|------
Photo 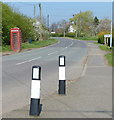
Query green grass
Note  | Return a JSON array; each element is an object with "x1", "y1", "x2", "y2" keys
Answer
[
  {"x1": 94, "y1": 42, "x2": 101, "y2": 44},
  {"x1": 76, "y1": 36, "x2": 98, "y2": 41},
  {"x1": 99, "y1": 45, "x2": 113, "y2": 66},
  {"x1": 2, "y1": 39, "x2": 58, "y2": 52},
  {"x1": 99, "y1": 45, "x2": 112, "y2": 51},
  {"x1": 105, "y1": 53, "x2": 114, "y2": 66},
  {"x1": 22, "y1": 39, "x2": 58, "y2": 49},
  {"x1": 0, "y1": 46, "x2": 2, "y2": 52},
  {"x1": 65, "y1": 36, "x2": 98, "y2": 41},
  {"x1": 2, "y1": 45, "x2": 12, "y2": 52}
]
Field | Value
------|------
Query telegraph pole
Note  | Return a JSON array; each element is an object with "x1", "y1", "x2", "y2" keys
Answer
[
  {"x1": 39, "y1": 3, "x2": 43, "y2": 40},
  {"x1": 34, "y1": 5, "x2": 36, "y2": 19},
  {"x1": 73, "y1": 14, "x2": 78, "y2": 38},
  {"x1": 47, "y1": 14, "x2": 49, "y2": 32},
  {"x1": 39, "y1": 3, "x2": 42, "y2": 23},
  {"x1": 79, "y1": 11, "x2": 81, "y2": 37},
  {"x1": 110, "y1": 3, "x2": 112, "y2": 48}
]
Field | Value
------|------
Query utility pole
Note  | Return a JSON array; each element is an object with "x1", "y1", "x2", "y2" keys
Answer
[
  {"x1": 34, "y1": 5, "x2": 36, "y2": 20},
  {"x1": 79, "y1": 10, "x2": 81, "y2": 37},
  {"x1": 39, "y1": 3, "x2": 42, "y2": 23},
  {"x1": 73, "y1": 14, "x2": 78, "y2": 38},
  {"x1": 39, "y1": 3, "x2": 43, "y2": 40},
  {"x1": 110, "y1": 3, "x2": 112, "y2": 48},
  {"x1": 47, "y1": 14, "x2": 49, "y2": 32},
  {"x1": 76, "y1": 17, "x2": 78, "y2": 38}
]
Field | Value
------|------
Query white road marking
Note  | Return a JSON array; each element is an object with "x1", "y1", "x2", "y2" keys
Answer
[
  {"x1": 48, "y1": 51, "x2": 58, "y2": 55},
  {"x1": 63, "y1": 41, "x2": 74, "y2": 50},
  {"x1": 68, "y1": 41, "x2": 74, "y2": 47},
  {"x1": 16, "y1": 56, "x2": 41, "y2": 65}
]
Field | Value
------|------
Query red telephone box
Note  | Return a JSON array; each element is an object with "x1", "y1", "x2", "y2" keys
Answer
[{"x1": 10, "y1": 27, "x2": 22, "y2": 52}]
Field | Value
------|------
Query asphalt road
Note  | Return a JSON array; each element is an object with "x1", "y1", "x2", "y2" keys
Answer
[{"x1": 2, "y1": 37, "x2": 88, "y2": 115}]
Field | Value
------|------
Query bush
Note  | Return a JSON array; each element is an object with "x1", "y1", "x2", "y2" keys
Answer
[
  {"x1": 50, "y1": 32, "x2": 76, "y2": 38},
  {"x1": 39, "y1": 31, "x2": 49, "y2": 41},
  {"x1": 2, "y1": 2, "x2": 37, "y2": 45},
  {"x1": 65, "y1": 32, "x2": 76, "y2": 37},
  {"x1": 97, "y1": 31, "x2": 110, "y2": 44},
  {"x1": 50, "y1": 33, "x2": 64, "y2": 37}
]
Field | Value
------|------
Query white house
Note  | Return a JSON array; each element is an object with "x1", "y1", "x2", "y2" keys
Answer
[{"x1": 68, "y1": 25, "x2": 75, "y2": 33}]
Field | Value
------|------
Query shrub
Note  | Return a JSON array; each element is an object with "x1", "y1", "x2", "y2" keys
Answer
[
  {"x1": 50, "y1": 33, "x2": 64, "y2": 37},
  {"x1": 65, "y1": 32, "x2": 76, "y2": 37},
  {"x1": 2, "y1": 2, "x2": 37, "y2": 45},
  {"x1": 97, "y1": 31, "x2": 110, "y2": 44},
  {"x1": 50, "y1": 32, "x2": 76, "y2": 38}
]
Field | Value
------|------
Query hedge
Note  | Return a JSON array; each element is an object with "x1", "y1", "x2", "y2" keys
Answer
[
  {"x1": 97, "y1": 31, "x2": 110, "y2": 44},
  {"x1": 50, "y1": 32, "x2": 76, "y2": 38}
]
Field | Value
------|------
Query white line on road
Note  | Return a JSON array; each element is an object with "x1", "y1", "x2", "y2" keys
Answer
[
  {"x1": 48, "y1": 51, "x2": 58, "y2": 55},
  {"x1": 16, "y1": 56, "x2": 42, "y2": 65},
  {"x1": 63, "y1": 41, "x2": 74, "y2": 50},
  {"x1": 68, "y1": 41, "x2": 74, "y2": 47}
]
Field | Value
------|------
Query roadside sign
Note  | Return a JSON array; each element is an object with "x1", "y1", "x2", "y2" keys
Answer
[{"x1": 104, "y1": 34, "x2": 111, "y2": 38}]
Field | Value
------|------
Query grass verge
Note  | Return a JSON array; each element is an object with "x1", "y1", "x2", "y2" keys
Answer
[
  {"x1": 76, "y1": 36, "x2": 98, "y2": 41},
  {"x1": 94, "y1": 42, "x2": 101, "y2": 44},
  {"x1": 99, "y1": 44, "x2": 113, "y2": 66},
  {"x1": 2, "y1": 39, "x2": 58, "y2": 52},
  {"x1": 22, "y1": 38, "x2": 58, "y2": 49},
  {"x1": 99, "y1": 45, "x2": 112, "y2": 51},
  {"x1": 105, "y1": 53, "x2": 114, "y2": 66},
  {"x1": 0, "y1": 46, "x2": 2, "y2": 52},
  {"x1": 65, "y1": 36, "x2": 98, "y2": 41}
]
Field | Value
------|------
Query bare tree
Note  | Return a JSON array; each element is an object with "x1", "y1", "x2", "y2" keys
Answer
[{"x1": 96, "y1": 18, "x2": 111, "y2": 33}]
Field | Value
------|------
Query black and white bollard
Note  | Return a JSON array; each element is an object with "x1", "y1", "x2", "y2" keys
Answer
[
  {"x1": 29, "y1": 66, "x2": 41, "y2": 116},
  {"x1": 58, "y1": 55, "x2": 66, "y2": 95}
]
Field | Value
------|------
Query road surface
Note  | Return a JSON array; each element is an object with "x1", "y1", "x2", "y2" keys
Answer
[{"x1": 2, "y1": 37, "x2": 88, "y2": 116}]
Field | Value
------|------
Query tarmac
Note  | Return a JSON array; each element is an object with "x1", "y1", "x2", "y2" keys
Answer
[{"x1": 3, "y1": 42, "x2": 112, "y2": 118}]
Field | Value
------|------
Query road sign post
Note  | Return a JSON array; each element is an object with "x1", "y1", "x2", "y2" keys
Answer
[
  {"x1": 29, "y1": 66, "x2": 41, "y2": 116},
  {"x1": 104, "y1": 34, "x2": 112, "y2": 48},
  {"x1": 58, "y1": 55, "x2": 66, "y2": 95}
]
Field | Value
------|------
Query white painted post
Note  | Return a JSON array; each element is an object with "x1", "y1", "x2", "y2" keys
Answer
[
  {"x1": 106, "y1": 37, "x2": 108, "y2": 45},
  {"x1": 110, "y1": 4, "x2": 112, "y2": 48},
  {"x1": 58, "y1": 55, "x2": 66, "y2": 95},
  {"x1": 104, "y1": 37, "x2": 106, "y2": 45},
  {"x1": 29, "y1": 66, "x2": 41, "y2": 116},
  {"x1": 110, "y1": 35, "x2": 112, "y2": 48}
]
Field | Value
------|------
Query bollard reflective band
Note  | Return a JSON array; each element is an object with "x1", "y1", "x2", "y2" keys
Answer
[
  {"x1": 31, "y1": 80, "x2": 40, "y2": 99},
  {"x1": 59, "y1": 55, "x2": 65, "y2": 66},
  {"x1": 32, "y1": 66, "x2": 41, "y2": 80},
  {"x1": 59, "y1": 67, "x2": 65, "y2": 80}
]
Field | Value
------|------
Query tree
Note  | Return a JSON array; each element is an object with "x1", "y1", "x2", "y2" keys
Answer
[
  {"x1": 89, "y1": 16, "x2": 99, "y2": 36},
  {"x1": 70, "y1": 11, "x2": 94, "y2": 37},
  {"x1": 96, "y1": 18, "x2": 111, "y2": 33},
  {"x1": 50, "y1": 20, "x2": 70, "y2": 36},
  {"x1": 50, "y1": 23, "x2": 58, "y2": 32},
  {"x1": 58, "y1": 20, "x2": 70, "y2": 37},
  {"x1": 94, "y1": 16, "x2": 99, "y2": 26}
]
